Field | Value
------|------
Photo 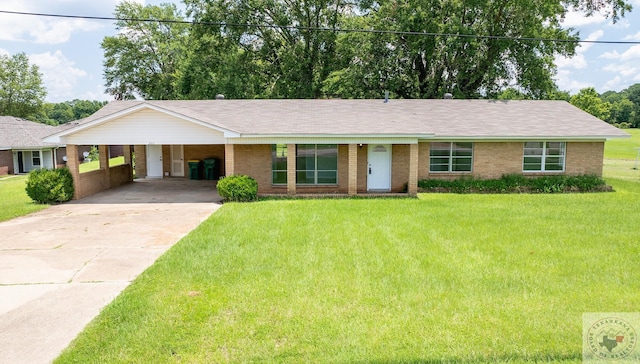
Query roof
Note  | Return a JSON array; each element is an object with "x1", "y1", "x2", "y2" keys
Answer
[
  {"x1": 0, "y1": 116, "x2": 64, "y2": 149},
  {"x1": 48, "y1": 99, "x2": 630, "y2": 141}
]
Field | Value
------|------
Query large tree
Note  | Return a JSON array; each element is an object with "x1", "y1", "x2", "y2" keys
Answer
[
  {"x1": 0, "y1": 53, "x2": 47, "y2": 119},
  {"x1": 324, "y1": 0, "x2": 631, "y2": 99},
  {"x1": 102, "y1": 1, "x2": 189, "y2": 100},
  {"x1": 182, "y1": 0, "x2": 350, "y2": 99}
]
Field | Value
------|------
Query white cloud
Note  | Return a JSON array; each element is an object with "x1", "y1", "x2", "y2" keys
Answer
[
  {"x1": 623, "y1": 31, "x2": 640, "y2": 40},
  {"x1": 561, "y1": 10, "x2": 607, "y2": 27},
  {"x1": 0, "y1": 48, "x2": 9, "y2": 56},
  {"x1": 0, "y1": 2, "x2": 109, "y2": 44},
  {"x1": 554, "y1": 69, "x2": 593, "y2": 93},
  {"x1": 29, "y1": 50, "x2": 88, "y2": 102},
  {"x1": 603, "y1": 76, "x2": 624, "y2": 91},
  {"x1": 601, "y1": 45, "x2": 640, "y2": 61},
  {"x1": 602, "y1": 63, "x2": 638, "y2": 77},
  {"x1": 555, "y1": 54, "x2": 588, "y2": 69},
  {"x1": 577, "y1": 30, "x2": 604, "y2": 53}
]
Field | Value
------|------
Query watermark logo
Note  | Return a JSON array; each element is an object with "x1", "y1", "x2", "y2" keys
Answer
[{"x1": 584, "y1": 313, "x2": 639, "y2": 363}]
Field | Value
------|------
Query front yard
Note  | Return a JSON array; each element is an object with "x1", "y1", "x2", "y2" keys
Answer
[
  {"x1": 0, "y1": 175, "x2": 48, "y2": 222},
  {"x1": 56, "y1": 179, "x2": 640, "y2": 363}
]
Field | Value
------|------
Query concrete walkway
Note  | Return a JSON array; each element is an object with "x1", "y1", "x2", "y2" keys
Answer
[{"x1": 0, "y1": 179, "x2": 221, "y2": 364}]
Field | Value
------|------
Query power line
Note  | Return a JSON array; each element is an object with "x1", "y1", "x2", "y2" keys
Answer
[{"x1": 1, "y1": 9, "x2": 639, "y2": 45}]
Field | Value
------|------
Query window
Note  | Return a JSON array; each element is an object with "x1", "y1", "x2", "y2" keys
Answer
[
  {"x1": 272, "y1": 144, "x2": 288, "y2": 184},
  {"x1": 296, "y1": 144, "x2": 338, "y2": 184},
  {"x1": 523, "y1": 142, "x2": 565, "y2": 172},
  {"x1": 429, "y1": 142, "x2": 473, "y2": 172},
  {"x1": 32, "y1": 151, "x2": 41, "y2": 166}
]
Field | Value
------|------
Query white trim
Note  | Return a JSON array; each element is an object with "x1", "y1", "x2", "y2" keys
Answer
[
  {"x1": 421, "y1": 136, "x2": 623, "y2": 141},
  {"x1": 43, "y1": 103, "x2": 241, "y2": 143},
  {"x1": 230, "y1": 137, "x2": 421, "y2": 145}
]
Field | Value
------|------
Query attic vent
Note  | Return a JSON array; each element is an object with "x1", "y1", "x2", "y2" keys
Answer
[
  {"x1": 215, "y1": 94, "x2": 225, "y2": 100},
  {"x1": 443, "y1": 93, "x2": 453, "y2": 99}
]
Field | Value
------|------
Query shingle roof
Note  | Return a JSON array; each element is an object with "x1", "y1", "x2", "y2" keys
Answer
[
  {"x1": 0, "y1": 116, "x2": 63, "y2": 149},
  {"x1": 55, "y1": 99, "x2": 629, "y2": 139}
]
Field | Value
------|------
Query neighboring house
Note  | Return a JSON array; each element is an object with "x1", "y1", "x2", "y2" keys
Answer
[
  {"x1": 43, "y1": 99, "x2": 629, "y2": 199},
  {"x1": 0, "y1": 116, "x2": 67, "y2": 175}
]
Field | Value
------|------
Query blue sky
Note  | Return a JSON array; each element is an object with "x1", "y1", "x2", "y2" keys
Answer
[{"x1": 1, "y1": 0, "x2": 639, "y2": 102}]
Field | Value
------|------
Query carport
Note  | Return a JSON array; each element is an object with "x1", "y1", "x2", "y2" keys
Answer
[{"x1": 45, "y1": 102, "x2": 234, "y2": 200}]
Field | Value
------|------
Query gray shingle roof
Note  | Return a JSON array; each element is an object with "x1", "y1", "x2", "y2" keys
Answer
[
  {"x1": 56, "y1": 99, "x2": 629, "y2": 139},
  {"x1": 0, "y1": 117, "x2": 63, "y2": 149}
]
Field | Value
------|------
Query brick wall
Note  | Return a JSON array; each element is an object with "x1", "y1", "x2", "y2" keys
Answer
[
  {"x1": 419, "y1": 141, "x2": 606, "y2": 180},
  {"x1": 357, "y1": 145, "x2": 368, "y2": 192},
  {"x1": 565, "y1": 142, "x2": 604, "y2": 176},
  {"x1": 391, "y1": 144, "x2": 410, "y2": 192},
  {"x1": 185, "y1": 145, "x2": 225, "y2": 176},
  {"x1": 0, "y1": 150, "x2": 13, "y2": 175},
  {"x1": 109, "y1": 164, "x2": 133, "y2": 188},
  {"x1": 134, "y1": 145, "x2": 147, "y2": 178}
]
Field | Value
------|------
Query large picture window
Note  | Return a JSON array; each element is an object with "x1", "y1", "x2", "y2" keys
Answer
[
  {"x1": 429, "y1": 142, "x2": 473, "y2": 172},
  {"x1": 523, "y1": 142, "x2": 565, "y2": 172},
  {"x1": 296, "y1": 144, "x2": 338, "y2": 184},
  {"x1": 271, "y1": 144, "x2": 288, "y2": 184}
]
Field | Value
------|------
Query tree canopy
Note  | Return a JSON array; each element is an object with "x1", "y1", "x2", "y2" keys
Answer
[
  {"x1": 0, "y1": 53, "x2": 47, "y2": 119},
  {"x1": 101, "y1": 0, "x2": 632, "y2": 101}
]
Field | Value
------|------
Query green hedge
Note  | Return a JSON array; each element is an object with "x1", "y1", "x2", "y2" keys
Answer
[
  {"x1": 216, "y1": 175, "x2": 258, "y2": 202},
  {"x1": 418, "y1": 174, "x2": 607, "y2": 193},
  {"x1": 25, "y1": 168, "x2": 75, "y2": 204}
]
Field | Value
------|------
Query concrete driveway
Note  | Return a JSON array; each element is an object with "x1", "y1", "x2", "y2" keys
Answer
[{"x1": 0, "y1": 179, "x2": 221, "y2": 364}]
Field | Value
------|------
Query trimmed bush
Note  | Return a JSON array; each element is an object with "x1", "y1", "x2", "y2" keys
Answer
[
  {"x1": 418, "y1": 174, "x2": 608, "y2": 194},
  {"x1": 216, "y1": 175, "x2": 258, "y2": 202},
  {"x1": 25, "y1": 168, "x2": 74, "y2": 204}
]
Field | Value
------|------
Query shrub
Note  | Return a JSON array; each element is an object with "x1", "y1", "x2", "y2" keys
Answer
[
  {"x1": 417, "y1": 174, "x2": 607, "y2": 194},
  {"x1": 216, "y1": 175, "x2": 258, "y2": 202},
  {"x1": 25, "y1": 168, "x2": 74, "y2": 204}
]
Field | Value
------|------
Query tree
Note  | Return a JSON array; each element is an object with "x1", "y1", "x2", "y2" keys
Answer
[
  {"x1": 570, "y1": 87, "x2": 611, "y2": 121},
  {"x1": 325, "y1": 0, "x2": 631, "y2": 99},
  {"x1": 102, "y1": 1, "x2": 189, "y2": 100},
  {"x1": 183, "y1": 0, "x2": 349, "y2": 99},
  {"x1": 0, "y1": 53, "x2": 47, "y2": 119}
]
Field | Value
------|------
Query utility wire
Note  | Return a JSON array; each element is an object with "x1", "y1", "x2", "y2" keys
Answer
[{"x1": 1, "y1": 9, "x2": 639, "y2": 45}]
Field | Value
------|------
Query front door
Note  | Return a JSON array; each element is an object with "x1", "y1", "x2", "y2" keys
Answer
[
  {"x1": 170, "y1": 145, "x2": 184, "y2": 177},
  {"x1": 146, "y1": 145, "x2": 163, "y2": 178},
  {"x1": 17, "y1": 151, "x2": 24, "y2": 173},
  {"x1": 367, "y1": 144, "x2": 391, "y2": 191}
]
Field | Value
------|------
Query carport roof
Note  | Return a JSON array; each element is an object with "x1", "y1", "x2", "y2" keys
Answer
[{"x1": 47, "y1": 99, "x2": 629, "y2": 141}]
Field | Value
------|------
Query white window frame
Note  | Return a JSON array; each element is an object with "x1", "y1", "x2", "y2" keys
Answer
[
  {"x1": 523, "y1": 141, "x2": 566, "y2": 172},
  {"x1": 429, "y1": 142, "x2": 473, "y2": 173}
]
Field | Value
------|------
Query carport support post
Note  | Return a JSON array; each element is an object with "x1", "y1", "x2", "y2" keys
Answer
[
  {"x1": 66, "y1": 144, "x2": 81, "y2": 200},
  {"x1": 348, "y1": 144, "x2": 357, "y2": 195},
  {"x1": 224, "y1": 144, "x2": 235, "y2": 176},
  {"x1": 99, "y1": 145, "x2": 110, "y2": 187},
  {"x1": 408, "y1": 143, "x2": 418, "y2": 196},
  {"x1": 287, "y1": 144, "x2": 296, "y2": 195},
  {"x1": 123, "y1": 145, "x2": 133, "y2": 181}
]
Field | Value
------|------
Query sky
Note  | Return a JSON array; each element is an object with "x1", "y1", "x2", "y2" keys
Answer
[{"x1": 1, "y1": 1, "x2": 640, "y2": 103}]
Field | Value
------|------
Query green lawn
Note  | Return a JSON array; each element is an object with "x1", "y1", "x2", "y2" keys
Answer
[
  {"x1": 0, "y1": 175, "x2": 48, "y2": 222},
  {"x1": 603, "y1": 128, "x2": 640, "y2": 181},
  {"x1": 56, "y1": 184, "x2": 640, "y2": 363},
  {"x1": 79, "y1": 156, "x2": 126, "y2": 173}
]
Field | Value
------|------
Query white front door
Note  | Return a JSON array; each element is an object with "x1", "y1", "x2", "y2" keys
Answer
[
  {"x1": 170, "y1": 145, "x2": 184, "y2": 177},
  {"x1": 367, "y1": 144, "x2": 391, "y2": 191},
  {"x1": 146, "y1": 145, "x2": 163, "y2": 178}
]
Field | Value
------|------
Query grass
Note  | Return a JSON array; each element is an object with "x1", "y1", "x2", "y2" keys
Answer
[
  {"x1": 0, "y1": 175, "x2": 48, "y2": 222},
  {"x1": 56, "y1": 184, "x2": 640, "y2": 363},
  {"x1": 603, "y1": 128, "x2": 640, "y2": 182},
  {"x1": 79, "y1": 156, "x2": 126, "y2": 173}
]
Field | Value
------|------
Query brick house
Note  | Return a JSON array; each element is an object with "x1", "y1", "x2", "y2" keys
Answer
[
  {"x1": 43, "y1": 99, "x2": 629, "y2": 199},
  {"x1": 0, "y1": 116, "x2": 67, "y2": 175}
]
